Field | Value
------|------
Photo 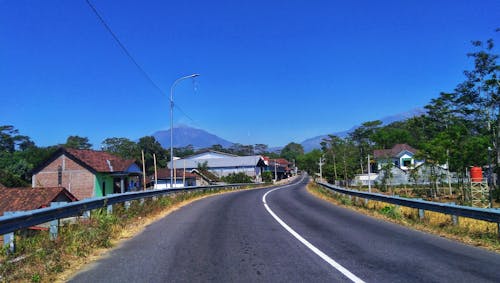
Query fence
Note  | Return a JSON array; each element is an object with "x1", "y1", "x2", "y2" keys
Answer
[
  {"x1": 317, "y1": 181, "x2": 500, "y2": 235},
  {"x1": 0, "y1": 183, "x2": 258, "y2": 251}
]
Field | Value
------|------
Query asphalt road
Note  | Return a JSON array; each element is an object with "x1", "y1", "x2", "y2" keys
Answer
[{"x1": 70, "y1": 176, "x2": 500, "y2": 282}]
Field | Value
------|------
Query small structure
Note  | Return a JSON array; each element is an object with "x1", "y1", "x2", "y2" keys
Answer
[
  {"x1": 32, "y1": 148, "x2": 142, "y2": 200},
  {"x1": 150, "y1": 168, "x2": 198, "y2": 189},
  {"x1": 168, "y1": 150, "x2": 266, "y2": 182},
  {"x1": 190, "y1": 169, "x2": 220, "y2": 185},
  {"x1": 263, "y1": 157, "x2": 292, "y2": 180},
  {"x1": 0, "y1": 187, "x2": 78, "y2": 216}
]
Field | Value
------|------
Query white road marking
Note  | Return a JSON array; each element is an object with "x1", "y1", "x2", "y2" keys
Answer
[{"x1": 262, "y1": 177, "x2": 365, "y2": 283}]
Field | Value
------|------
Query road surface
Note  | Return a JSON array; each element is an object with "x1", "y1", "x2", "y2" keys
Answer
[{"x1": 70, "y1": 175, "x2": 500, "y2": 282}]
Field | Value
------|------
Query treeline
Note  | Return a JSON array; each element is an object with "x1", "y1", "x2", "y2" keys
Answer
[
  {"x1": 0, "y1": 127, "x2": 291, "y2": 187},
  {"x1": 297, "y1": 38, "x2": 499, "y2": 190}
]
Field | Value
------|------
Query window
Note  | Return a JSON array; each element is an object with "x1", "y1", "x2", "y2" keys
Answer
[
  {"x1": 402, "y1": 158, "x2": 412, "y2": 167},
  {"x1": 57, "y1": 166, "x2": 62, "y2": 186}
]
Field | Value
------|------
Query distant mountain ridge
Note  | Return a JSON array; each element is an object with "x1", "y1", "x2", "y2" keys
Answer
[
  {"x1": 152, "y1": 126, "x2": 233, "y2": 149},
  {"x1": 150, "y1": 108, "x2": 426, "y2": 152},
  {"x1": 300, "y1": 108, "x2": 426, "y2": 152}
]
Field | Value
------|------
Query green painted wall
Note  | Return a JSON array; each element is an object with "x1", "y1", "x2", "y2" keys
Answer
[{"x1": 94, "y1": 173, "x2": 114, "y2": 197}]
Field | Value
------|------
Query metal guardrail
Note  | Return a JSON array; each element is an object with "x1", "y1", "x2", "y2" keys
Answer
[
  {"x1": 0, "y1": 183, "x2": 258, "y2": 236},
  {"x1": 317, "y1": 182, "x2": 500, "y2": 224}
]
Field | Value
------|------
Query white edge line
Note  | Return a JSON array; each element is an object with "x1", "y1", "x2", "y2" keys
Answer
[{"x1": 262, "y1": 177, "x2": 365, "y2": 283}]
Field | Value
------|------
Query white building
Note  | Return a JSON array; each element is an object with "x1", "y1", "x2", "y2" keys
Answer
[
  {"x1": 374, "y1": 144, "x2": 424, "y2": 172},
  {"x1": 167, "y1": 150, "x2": 266, "y2": 182}
]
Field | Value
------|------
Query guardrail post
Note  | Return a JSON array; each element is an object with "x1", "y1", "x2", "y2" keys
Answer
[
  {"x1": 415, "y1": 198, "x2": 425, "y2": 220},
  {"x1": 106, "y1": 194, "x2": 115, "y2": 214},
  {"x1": 3, "y1": 211, "x2": 17, "y2": 253},
  {"x1": 82, "y1": 210, "x2": 91, "y2": 219},
  {"x1": 125, "y1": 201, "x2": 131, "y2": 210},
  {"x1": 140, "y1": 198, "x2": 145, "y2": 205},
  {"x1": 49, "y1": 202, "x2": 67, "y2": 240},
  {"x1": 448, "y1": 203, "x2": 459, "y2": 226}
]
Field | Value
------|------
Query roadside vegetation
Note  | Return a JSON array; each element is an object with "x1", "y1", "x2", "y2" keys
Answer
[
  {"x1": 307, "y1": 182, "x2": 500, "y2": 253},
  {"x1": 0, "y1": 186, "x2": 257, "y2": 282},
  {"x1": 294, "y1": 36, "x2": 500, "y2": 204}
]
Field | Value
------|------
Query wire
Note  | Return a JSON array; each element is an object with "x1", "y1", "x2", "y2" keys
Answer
[{"x1": 85, "y1": 0, "x2": 199, "y2": 125}]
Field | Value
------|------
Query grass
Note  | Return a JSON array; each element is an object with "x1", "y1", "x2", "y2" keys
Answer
[
  {"x1": 0, "y1": 186, "x2": 258, "y2": 282},
  {"x1": 307, "y1": 182, "x2": 500, "y2": 253}
]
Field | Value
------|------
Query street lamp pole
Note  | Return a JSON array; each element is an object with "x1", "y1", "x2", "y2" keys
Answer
[{"x1": 170, "y1": 73, "x2": 200, "y2": 189}]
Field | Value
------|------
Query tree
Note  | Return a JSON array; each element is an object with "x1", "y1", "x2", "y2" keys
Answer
[
  {"x1": 349, "y1": 120, "x2": 382, "y2": 173},
  {"x1": 254, "y1": 144, "x2": 268, "y2": 155},
  {"x1": 174, "y1": 145, "x2": 195, "y2": 157},
  {"x1": 102, "y1": 137, "x2": 139, "y2": 159},
  {"x1": 296, "y1": 149, "x2": 322, "y2": 176},
  {"x1": 137, "y1": 136, "x2": 168, "y2": 175},
  {"x1": 65, "y1": 136, "x2": 92, "y2": 149},
  {"x1": 280, "y1": 142, "x2": 304, "y2": 162}
]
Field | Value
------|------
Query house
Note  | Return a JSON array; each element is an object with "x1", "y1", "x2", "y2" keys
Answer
[
  {"x1": 352, "y1": 144, "x2": 454, "y2": 186},
  {"x1": 0, "y1": 187, "x2": 78, "y2": 216},
  {"x1": 149, "y1": 168, "x2": 198, "y2": 189},
  {"x1": 32, "y1": 148, "x2": 142, "y2": 200},
  {"x1": 167, "y1": 150, "x2": 266, "y2": 182},
  {"x1": 263, "y1": 157, "x2": 292, "y2": 180},
  {"x1": 373, "y1": 144, "x2": 424, "y2": 172}
]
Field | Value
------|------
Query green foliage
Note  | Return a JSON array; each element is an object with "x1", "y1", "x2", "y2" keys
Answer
[
  {"x1": 64, "y1": 136, "x2": 92, "y2": 149},
  {"x1": 137, "y1": 136, "x2": 168, "y2": 175},
  {"x1": 262, "y1": 171, "x2": 273, "y2": 183},
  {"x1": 379, "y1": 205, "x2": 401, "y2": 219},
  {"x1": 221, "y1": 172, "x2": 253, "y2": 183},
  {"x1": 280, "y1": 142, "x2": 304, "y2": 162},
  {"x1": 296, "y1": 149, "x2": 322, "y2": 175},
  {"x1": 102, "y1": 137, "x2": 139, "y2": 159}
]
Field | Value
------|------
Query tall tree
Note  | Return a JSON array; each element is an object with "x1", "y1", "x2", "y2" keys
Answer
[
  {"x1": 65, "y1": 136, "x2": 92, "y2": 149},
  {"x1": 254, "y1": 144, "x2": 268, "y2": 155},
  {"x1": 349, "y1": 120, "x2": 382, "y2": 173},
  {"x1": 280, "y1": 142, "x2": 304, "y2": 162},
  {"x1": 137, "y1": 136, "x2": 168, "y2": 174},
  {"x1": 102, "y1": 137, "x2": 139, "y2": 159}
]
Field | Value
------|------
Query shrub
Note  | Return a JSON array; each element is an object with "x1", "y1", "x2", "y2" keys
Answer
[
  {"x1": 221, "y1": 172, "x2": 252, "y2": 183},
  {"x1": 262, "y1": 171, "x2": 273, "y2": 183}
]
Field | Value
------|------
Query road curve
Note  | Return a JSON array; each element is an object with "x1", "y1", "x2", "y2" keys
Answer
[{"x1": 70, "y1": 176, "x2": 500, "y2": 282}]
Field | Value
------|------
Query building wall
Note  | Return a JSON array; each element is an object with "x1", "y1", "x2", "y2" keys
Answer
[
  {"x1": 33, "y1": 154, "x2": 95, "y2": 200},
  {"x1": 94, "y1": 173, "x2": 114, "y2": 197},
  {"x1": 209, "y1": 166, "x2": 261, "y2": 179}
]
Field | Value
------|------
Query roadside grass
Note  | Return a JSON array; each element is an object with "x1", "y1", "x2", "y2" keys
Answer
[
  {"x1": 0, "y1": 186, "x2": 258, "y2": 282},
  {"x1": 307, "y1": 182, "x2": 500, "y2": 253}
]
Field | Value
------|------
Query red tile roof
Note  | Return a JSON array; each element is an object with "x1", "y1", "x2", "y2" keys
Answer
[
  {"x1": 65, "y1": 148, "x2": 136, "y2": 173},
  {"x1": 154, "y1": 168, "x2": 197, "y2": 179},
  {"x1": 373, "y1": 144, "x2": 418, "y2": 158},
  {"x1": 0, "y1": 187, "x2": 78, "y2": 215}
]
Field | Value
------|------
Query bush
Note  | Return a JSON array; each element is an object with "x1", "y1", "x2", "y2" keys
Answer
[
  {"x1": 221, "y1": 172, "x2": 252, "y2": 184},
  {"x1": 262, "y1": 171, "x2": 273, "y2": 183},
  {"x1": 379, "y1": 205, "x2": 401, "y2": 219}
]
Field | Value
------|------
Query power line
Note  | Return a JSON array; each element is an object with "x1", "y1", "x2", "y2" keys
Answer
[{"x1": 84, "y1": 0, "x2": 199, "y2": 126}]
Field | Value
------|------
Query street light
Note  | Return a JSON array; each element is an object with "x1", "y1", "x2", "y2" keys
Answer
[{"x1": 170, "y1": 73, "x2": 200, "y2": 188}]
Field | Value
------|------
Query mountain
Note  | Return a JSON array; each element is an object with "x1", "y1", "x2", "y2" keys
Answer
[
  {"x1": 300, "y1": 108, "x2": 426, "y2": 152},
  {"x1": 152, "y1": 126, "x2": 234, "y2": 149}
]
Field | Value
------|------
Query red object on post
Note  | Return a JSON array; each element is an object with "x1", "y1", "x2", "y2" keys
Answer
[{"x1": 470, "y1": 167, "x2": 483, "y2": 182}]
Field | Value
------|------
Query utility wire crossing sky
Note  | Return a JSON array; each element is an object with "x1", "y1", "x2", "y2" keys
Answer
[{"x1": 1, "y1": 0, "x2": 499, "y2": 147}]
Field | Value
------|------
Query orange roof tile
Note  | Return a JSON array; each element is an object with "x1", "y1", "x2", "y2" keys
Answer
[{"x1": 0, "y1": 187, "x2": 78, "y2": 215}]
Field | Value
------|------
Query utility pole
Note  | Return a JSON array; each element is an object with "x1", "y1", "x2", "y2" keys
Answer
[
  {"x1": 274, "y1": 159, "x2": 278, "y2": 182},
  {"x1": 319, "y1": 156, "x2": 325, "y2": 183},
  {"x1": 367, "y1": 154, "x2": 371, "y2": 193},
  {"x1": 153, "y1": 153, "x2": 158, "y2": 190}
]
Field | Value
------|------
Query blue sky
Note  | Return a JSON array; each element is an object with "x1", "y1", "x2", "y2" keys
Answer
[{"x1": 1, "y1": 0, "x2": 498, "y2": 148}]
